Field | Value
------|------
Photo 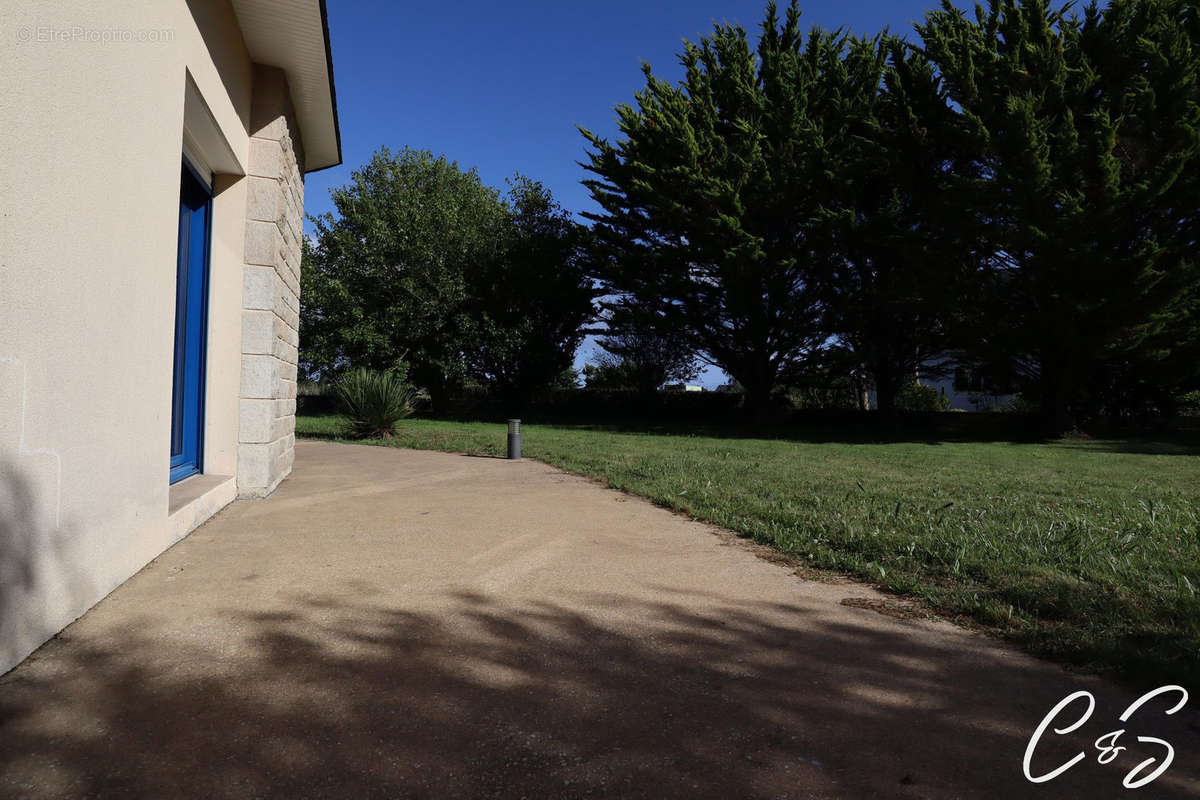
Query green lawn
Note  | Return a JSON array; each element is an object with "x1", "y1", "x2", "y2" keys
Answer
[{"x1": 297, "y1": 413, "x2": 1200, "y2": 686}]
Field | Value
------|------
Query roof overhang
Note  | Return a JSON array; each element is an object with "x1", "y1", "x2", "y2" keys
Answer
[{"x1": 231, "y1": 0, "x2": 342, "y2": 172}]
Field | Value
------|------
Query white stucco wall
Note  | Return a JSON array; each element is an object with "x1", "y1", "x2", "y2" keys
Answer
[
  {"x1": 0, "y1": 0, "x2": 303, "y2": 673},
  {"x1": 920, "y1": 375, "x2": 1015, "y2": 413}
]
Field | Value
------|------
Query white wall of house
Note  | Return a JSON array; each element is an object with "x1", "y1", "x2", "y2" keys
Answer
[
  {"x1": 0, "y1": 0, "x2": 333, "y2": 674},
  {"x1": 920, "y1": 375, "x2": 1015, "y2": 412}
]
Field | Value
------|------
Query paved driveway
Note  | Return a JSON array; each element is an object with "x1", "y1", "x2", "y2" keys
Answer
[{"x1": 2, "y1": 441, "x2": 1196, "y2": 798}]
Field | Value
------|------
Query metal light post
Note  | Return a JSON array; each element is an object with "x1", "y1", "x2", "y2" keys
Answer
[{"x1": 506, "y1": 419, "x2": 521, "y2": 460}]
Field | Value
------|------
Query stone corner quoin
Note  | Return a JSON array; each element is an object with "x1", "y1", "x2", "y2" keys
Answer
[{"x1": 238, "y1": 65, "x2": 304, "y2": 499}]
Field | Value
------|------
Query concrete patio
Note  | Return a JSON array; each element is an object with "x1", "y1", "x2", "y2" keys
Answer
[{"x1": 1, "y1": 440, "x2": 1196, "y2": 798}]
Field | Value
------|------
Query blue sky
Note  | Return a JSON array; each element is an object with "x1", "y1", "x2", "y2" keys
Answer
[{"x1": 306, "y1": 0, "x2": 969, "y2": 382}]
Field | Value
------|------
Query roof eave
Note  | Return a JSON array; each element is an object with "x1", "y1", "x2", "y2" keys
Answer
[{"x1": 307, "y1": 0, "x2": 342, "y2": 173}]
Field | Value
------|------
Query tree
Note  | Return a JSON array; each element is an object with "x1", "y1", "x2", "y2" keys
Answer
[
  {"x1": 592, "y1": 299, "x2": 698, "y2": 396},
  {"x1": 918, "y1": 0, "x2": 1200, "y2": 432},
  {"x1": 581, "y1": 361, "x2": 637, "y2": 390},
  {"x1": 300, "y1": 147, "x2": 508, "y2": 411},
  {"x1": 463, "y1": 177, "x2": 596, "y2": 410},
  {"x1": 1088, "y1": 1, "x2": 1200, "y2": 424},
  {"x1": 1089, "y1": 278, "x2": 1200, "y2": 422},
  {"x1": 581, "y1": 1, "x2": 839, "y2": 416},
  {"x1": 815, "y1": 34, "x2": 975, "y2": 413}
]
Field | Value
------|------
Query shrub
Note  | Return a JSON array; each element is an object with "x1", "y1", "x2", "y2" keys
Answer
[
  {"x1": 1179, "y1": 391, "x2": 1200, "y2": 417},
  {"x1": 335, "y1": 367, "x2": 415, "y2": 439},
  {"x1": 896, "y1": 382, "x2": 951, "y2": 412},
  {"x1": 1002, "y1": 393, "x2": 1042, "y2": 415}
]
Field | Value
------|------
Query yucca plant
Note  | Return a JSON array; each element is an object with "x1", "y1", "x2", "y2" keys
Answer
[{"x1": 334, "y1": 367, "x2": 415, "y2": 439}]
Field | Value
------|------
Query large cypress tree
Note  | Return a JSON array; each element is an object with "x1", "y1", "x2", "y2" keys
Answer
[
  {"x1": 580, "y1": 2, "x2": 838, "y2": 415},
  {"x1": 815, "y1": 35, "x2": 974, "y2": 413},
  {"x1": 919, "y1": 0, "x2": 1200, "y2": 432},
  {"x1": 1091, "y1": 1, "x2": 1200, "y2": 421}
]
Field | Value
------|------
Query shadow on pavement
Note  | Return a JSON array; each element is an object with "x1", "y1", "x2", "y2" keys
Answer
[{"x1": 2, "y1": 590, "x2": 1196, "y2": 798}]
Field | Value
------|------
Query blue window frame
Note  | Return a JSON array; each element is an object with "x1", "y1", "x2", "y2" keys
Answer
[{"x1": 170, "y1": 159, "x2": 212, "y2": 484}]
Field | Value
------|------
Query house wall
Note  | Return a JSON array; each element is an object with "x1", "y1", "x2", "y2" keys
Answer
[
  {"x1": 239, "y1": 66, "x2": 304, "y2": 498},
  {"x1": 0, "y1": 1, "x2": 306, "y2": 673},
  {"x1": 920, "y1": 376, "x2": 1015, "y2": 413}
]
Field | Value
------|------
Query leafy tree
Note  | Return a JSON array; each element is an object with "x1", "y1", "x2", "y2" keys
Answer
[
  {"x1": 552, "y1": 367, "x2": 584, "y2": 390},
  {"x1": 581, "y1": 362, "x2": 636, "y2": 390},
  {"x1": 918, "y1": 0, "x2": 1200, "y2": 432},
  {"x1": 300, "y1": 147, "x2": 508, "y2": 411},
  {"x1": 581, "y1": 1, "x2": 840, "y2": 416},
  {"x1": 463, "y1": 177, "x2": 596, "y2": 410},
  {"x1": 298, "y1": 236, "x2": 338, "y2": 380},
  {"x1": 592, "y1": 299, "x2": 698, "y2": 396}
]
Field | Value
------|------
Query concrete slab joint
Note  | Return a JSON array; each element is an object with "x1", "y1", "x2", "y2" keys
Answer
[{"x1": 237, "y1": 64, "x2": 305, "y2": 499}]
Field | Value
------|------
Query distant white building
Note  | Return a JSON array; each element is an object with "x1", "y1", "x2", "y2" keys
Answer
[{"x1": 920, "y1": 363, "x2": 1016, "y2": 412}]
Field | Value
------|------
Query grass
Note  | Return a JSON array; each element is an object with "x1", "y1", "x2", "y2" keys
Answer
[{"x1": 297, "y1": 413, "x2": 1200, "y2": 687}]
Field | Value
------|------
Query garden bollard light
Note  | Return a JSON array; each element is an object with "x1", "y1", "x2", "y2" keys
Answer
[{"x1": 507, "y1": 419, "x2": 521, "y2": 460}]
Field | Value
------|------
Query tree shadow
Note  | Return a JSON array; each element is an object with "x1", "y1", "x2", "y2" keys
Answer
[
  {"x1": 2, "y1": 589, "x2": 1196, "y2": 798},
  {"x1": 0, "y1": 460, "x2": 90, "y2": 674},
  {"x1": 1059, "y1": 434, "x2": 1200, "y2": 456},
  {"x1": 0, "y1": 465, "x2": 39, "y2": 666}
]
